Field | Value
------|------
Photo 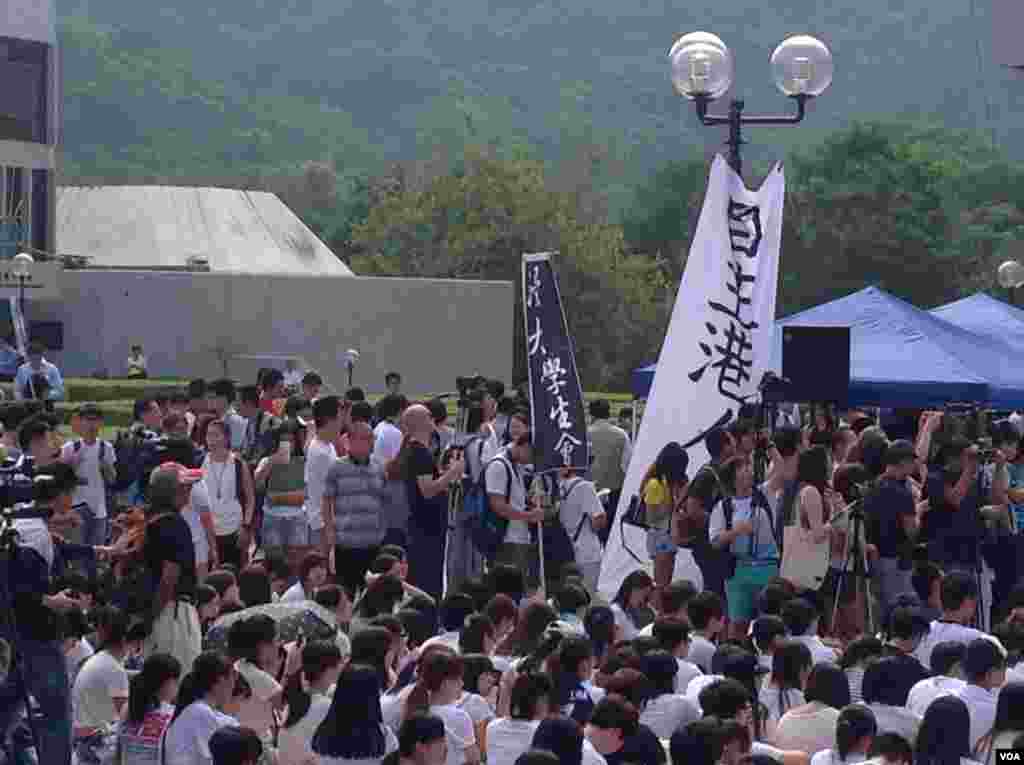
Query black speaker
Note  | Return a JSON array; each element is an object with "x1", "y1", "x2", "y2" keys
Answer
[{"x1": 781, "y1": 326, "x2": 851, "y2": 404}]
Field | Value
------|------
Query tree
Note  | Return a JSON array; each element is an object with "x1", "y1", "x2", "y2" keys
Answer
[{"x1": 352, "y1": 147, "x2": 667, "y2": 386}]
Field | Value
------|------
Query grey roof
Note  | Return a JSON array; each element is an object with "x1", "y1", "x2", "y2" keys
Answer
[
  {"x1": 56, "y1": 186, "x2": 355, "y2": 276},
  {"x1": 0, "y1": 0, "x2": 55, "y2": 43}
]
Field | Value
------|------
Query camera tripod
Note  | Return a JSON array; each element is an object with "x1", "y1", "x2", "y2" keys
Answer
[{"x1": 830, "y1": 500, "x2": 875, "y2": 637}]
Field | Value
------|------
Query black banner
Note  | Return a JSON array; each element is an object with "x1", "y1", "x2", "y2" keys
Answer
[{"x1": 522, "y1": 252, "x2": 590, "y2": 474}]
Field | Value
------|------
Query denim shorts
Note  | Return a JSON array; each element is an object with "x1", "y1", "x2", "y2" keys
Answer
[
  {"x1": 646, "y1": 528, "x2": 676, "y2": 556},
  {"x1": 261, "y1": 513, "x2": 309, "y2": 548}
]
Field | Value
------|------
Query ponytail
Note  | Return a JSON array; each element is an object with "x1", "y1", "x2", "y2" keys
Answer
[
  {"x1": 127, "y1": 653, "x2": 181, "y2": 725},
  {"x1": 402, "y1": 653, "x2": 463, "y2": 723},
  {"x1": 405, "y1": 680, "x2": 431, "y2": 720},
  {"x1": 282, "y1": 671, "x2": 312, "y2": 728},
  {"x1": 836, "y1": 705, "x2": 877, "y2": 762},
  {"x1": 169, "y1": 651, "x2": 233, "y2": 725}
]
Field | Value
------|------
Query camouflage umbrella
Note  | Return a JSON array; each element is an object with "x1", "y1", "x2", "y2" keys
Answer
[{"x1": 204, "y1": 601, "x2": 338, "y2": 652}]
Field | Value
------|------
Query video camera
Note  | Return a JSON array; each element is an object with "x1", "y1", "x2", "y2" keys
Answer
[
  {"x1": 0, "y1": 457, "x2": 38, "y2": 509},
  {"x1": 455, "y1": 375, "x2": 488, "y2": 407}
]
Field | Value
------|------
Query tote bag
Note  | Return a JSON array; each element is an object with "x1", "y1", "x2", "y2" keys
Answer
[{"x1": 780, "y1": 487, "x2": 830, "y2": 591}]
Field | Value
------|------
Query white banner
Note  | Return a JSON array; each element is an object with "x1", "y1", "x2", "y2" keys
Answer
[{"x1": 598, "y1": 155, "x2": 786, "y2": 597}]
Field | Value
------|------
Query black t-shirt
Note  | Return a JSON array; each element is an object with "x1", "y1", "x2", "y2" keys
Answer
[
  {"x1": 403, "y1": 441, "x2": 447, "y2": 536},
  {"x1": 922, "y1": 469, "x2": 984, "y2": 566},
  {"x1": 864, "y1": 477, "x2": 916, "y2": 559},
  {"x1": 604, "y1": 724, "x2": 667, "y2": 765},
  {"x1": 143, "y1": 512, "x2": 198, "y2": 602}
]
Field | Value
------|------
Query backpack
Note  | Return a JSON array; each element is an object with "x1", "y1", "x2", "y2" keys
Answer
[
  {"x1": 719, "y1": 486, "x2": 778, "y2": 580},
  {"x1": 463, "y1": 455, "x2": 513, "y2": 561},
  {"x1": 539, "y1": 478, "x2": 589, "y2": 577}
]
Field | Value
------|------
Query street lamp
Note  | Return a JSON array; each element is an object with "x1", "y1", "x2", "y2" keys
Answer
[
  {"x1": 344, "y1": 348, "x2": 360, "y2": 388},
  {"x1": 670, "y1": 32, "x2": 834, "y2": 178},
  {"x1": 12, "y1": 251, "x2": 34, "y2": 314},
  {"x1": 998, "y1": 259, "x2": 1024, "y2": 305}
]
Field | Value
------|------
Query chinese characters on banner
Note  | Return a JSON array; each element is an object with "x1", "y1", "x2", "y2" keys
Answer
[
  {"x1": 598, "y1": 157, "x2": 785, "y2": 597},
  {"x1": 523, "y1": 252, "x2": 590, "y2": 474}
]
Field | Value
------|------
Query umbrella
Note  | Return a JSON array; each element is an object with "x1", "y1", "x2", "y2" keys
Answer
[{"x1": 204, "y1": 601, "x2": 338, "y2": 652}]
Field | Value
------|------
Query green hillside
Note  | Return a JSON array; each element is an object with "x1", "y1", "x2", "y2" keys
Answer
[{"x1": 57, "y1": 0, "x2": 1023, "y2": 182}]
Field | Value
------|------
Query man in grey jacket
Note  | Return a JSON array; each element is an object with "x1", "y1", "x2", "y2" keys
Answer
[{"x1": 323, "y1": 420, "x2": 388, "y2": 597}]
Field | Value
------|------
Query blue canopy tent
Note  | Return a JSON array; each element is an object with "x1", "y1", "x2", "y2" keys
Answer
[
  {"x1": 632, "y1": 287, "x2": 1024, "y2": 408},
  {"x1": 930, "y1": 292, "x2": 1024, "y2": 353}
]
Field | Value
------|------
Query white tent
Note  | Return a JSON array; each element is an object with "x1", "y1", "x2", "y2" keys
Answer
[{"x1": 57, "y1": 186, "x2": 355, "y2": 276}]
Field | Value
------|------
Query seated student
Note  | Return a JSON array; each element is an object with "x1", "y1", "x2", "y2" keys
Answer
[
  {"x1": 62, "y1": 608, "x2": 95, "y2": 688},
  {"x1": 956, "y1": 638, "x2": 1007, "y2": 751},
  {"x1": 610, "y1": 571, "x2": 655, "y2": 641},
  {"x1": 549, "y1": 635, "x2": 604, "y2": 725},
  {"x1": 808, "y1": 704, "x2": 877, "y2": 765},
  {"x1": 402, "y1": 652, "x2": 479, "y2": 765},
  {"x1": 781, "y1": 599, "x2": 838, "y2": 665},
  {"x1": 459, "y1": 654, "x2": 500, "y2": 750},
  {"x1": 162, "y1": 652, "x2": 239, "y2": 765},
  {"x1": 751, "y1": 616, "x2": 789, "y2": 679},
  {"x1": 698, "y1": 679, "x2": 810, "y2": 765},
  {"x1": 686, "y1": 591, "x2": 726, "y2": 673},
  {"x1": 775, "y1": 663, "x2": 850, "y2": 757},
  {"x1": 639, "y1": 580, "x2": 698, "y2": 636},
  {"x1": 906, "y1": 641, "x2": 966, "y2": 718},
  {"x1": 118, "y1": 653, "x2": 182, "y2": 765},
  {"x1": 862, "y1": 657, "x2": 923, "y2": 745},
  {"x1": 281, "y1": 551, "x2": 328, "y2": 602},
  {"x1": 584, "y1": 694, "x2": 665, "y2": 765},
  {"x1": 914, "y1": 572, "x2": 1005, "y2": 671},
  {"x1": 553, "y1": 583, "x2": 591, "y2": 634},
  {"x1": 638, "y1": 650, "x2": 701, "y2": 739},
  {"x1": 869, "y1": 733, "x2": 914, "y2": 765},
  {"x1": 487, "y1": 673, "x2": 553, "y2": 765},
  {"x1": 869, "y1": 607, "x2": 931, "y2": 706},
  {"x1": 458, "y1": 614, "x2": 497, "y2": 657},
  {"x1": 72, "y1": 606, "x2": 132, "y2": 740},
  {"x1": 759, "y1": 641, "x2": 812, "y2": 727},
  {"x1": 205, "y1": 570, "x2": 245, "y2": 617},
  {"x1": 226, "y1": 615, "x2": 289, "y2": 752},
  {"x1": 209, "y1": 726, "x2": 264, "y2": 765},
  {"x1": 651, "y1": 617, "x2": 703, "y2": 694},
  {"x1": 314, "y1": 584, "x2": 354, "y2": 635},
  {"x1": 837, "y1": 636, "x2": 884, "y2": 705},
  {"x1": 277, "y1": 641, "x2": 345, "y2": 765}
]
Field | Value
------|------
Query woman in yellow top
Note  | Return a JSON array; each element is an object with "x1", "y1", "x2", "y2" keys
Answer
[{"x1": 641, "y1": 442, "x2": 690, "y2": 589}]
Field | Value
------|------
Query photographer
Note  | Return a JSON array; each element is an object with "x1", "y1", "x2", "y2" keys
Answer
[
  {"x1": 0, "y1": 463, "x2": 121, "y2": 765},
  {"x1": 923, "y1": 430, "x2": 1008, "y2": 631},
  {"x1": 863, "y1": 440, "x2": 922, "y2": 622}
]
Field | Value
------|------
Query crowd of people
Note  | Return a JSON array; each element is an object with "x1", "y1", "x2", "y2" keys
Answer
[{"x1": 1, "y1": 366, "x2": 1024, "y2": 765}]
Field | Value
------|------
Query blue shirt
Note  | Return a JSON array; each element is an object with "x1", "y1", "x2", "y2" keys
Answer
[{"x1": 14, "y1": 359, "x2": 64, "y2": 401}]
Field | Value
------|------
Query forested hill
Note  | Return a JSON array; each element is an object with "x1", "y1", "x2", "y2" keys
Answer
[{"x1": 58, "y1": 0, "x2": 1024, "y2": 180}]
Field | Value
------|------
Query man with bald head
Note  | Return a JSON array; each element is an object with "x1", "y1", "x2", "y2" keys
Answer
[
  {"x1": 400, "y1": 403, "x2": 464, "y2": 599},
  {"x1": 322, "y1": 418, "x2": 390, "y2": 597}
]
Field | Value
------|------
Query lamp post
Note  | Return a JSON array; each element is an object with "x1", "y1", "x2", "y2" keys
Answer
[
  {"x1": 12, "y1": 252, "x2": 34, "y2": 315},
  {"x1": 344, "y1": 348, "x2": 360, "y2": 388},
  {"x1": 998, "y1": 259, "x2": 1024, "y2": 306},
  {"x1": 670, "y1": 33, "x2": 834, "y2": 179}
]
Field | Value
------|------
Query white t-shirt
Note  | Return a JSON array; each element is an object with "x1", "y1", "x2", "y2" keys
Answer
[
  {"x1": 380, "y1": 687, "x2": 413, "y2": 733},
  {"x1": 373, "y1": 421, "x2": 404, "y2": 462},
  {"x1": 73, "y1": 650, "x2": 129, "y2": 728},
  {"x1": 305, "y1": 439, "x2": 338, "y2": 531},
  {"x1": 485, "y1": 453, "x2": 529, "y2": 545},
  {"x1": 640, "y1": 693, "x2": 700, "y2": 739},
  {"x1": 914, "y1": 621, "x2": 1005, "y2": 672},
  {"x1": 956, "y1": 683, "x2": 998, "y2": 751},
  {"x1": 685, "y1": 674, "x2": 724, "y2": 713},
  {"x1": 759, "y1": 684, "x2": 806, "y2": 725},
  {"x1": 707, "y1": 485, "x2": 779, "y2": 561},
  {"x1": 810, "y1": 750, "x2": 868, "y2": 765},
  {"x1": 906, "y1": 676, "x2": 967, "y2": 718},
  {"x1": 162, "y1": 701, "x2": 238, "y2": 765},
  {"x1": 775, "y1": 703, "x2": 840, "y2": 756},
  {"x1": 280, "y1": 581, "x2": 308, "y2": 603},
  {"x1": 233, "y1": 659, "x2": 282, "y2": 734},
  {"x1": 610, "y1": 604, "x2": 641, "y2": 641},
  {"x1": 687, "y1": 635, "x2": 717, "y2": 673},
  {"x1": 865, "y1": 704, "x2": 922, "y2": 745},
  {"x1": 558, "y1": 478, "x2": 604, "y2": 564},
  {"x1": 181, "y1": 496, "x2": 211, "y2": 566},
  {"x1": 430, "y1": 703, "x2": 475, "y2": 765},
  {"x1": 201, "y1": 455, "x2": 243, "y2": 536},
  {"x1": 278, "y1": 693, "x2": 330, "y2": 765},
  {"x1": 457, "y1": 692, "x2": 495, "y2": 725},
  {"x1": 66, "y1": 638, "x2": 94, "y2": 687},
  {"x1": 315, "y1": 726, "x2": 398, "y2": 765},
  {"x1": 675, "y1": 658, "x2": 703, "y2": 695},
  {"x1": 486, "y1": 718, "x2": 540, "y2": 765},
  {"x1": 62, "y1": 439, "x2": 116, "y2": 519}
]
